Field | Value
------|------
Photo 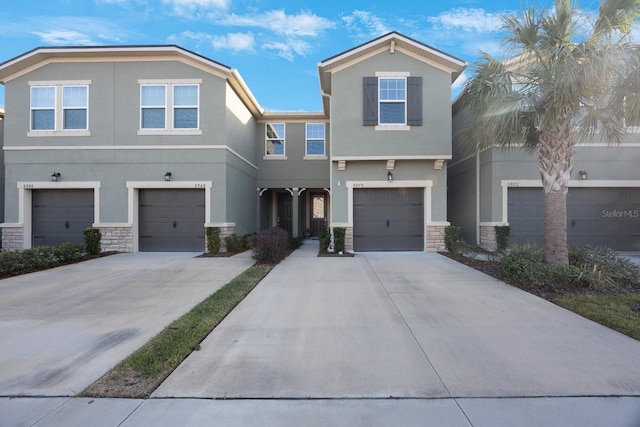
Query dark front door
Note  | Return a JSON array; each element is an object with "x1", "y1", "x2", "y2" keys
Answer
[
  {"x1": 277, "y1": 192, "x2": 293, "y2": 234},
  {"x1": 310, "y1": 193, "x2": 326, "y2": 236}
]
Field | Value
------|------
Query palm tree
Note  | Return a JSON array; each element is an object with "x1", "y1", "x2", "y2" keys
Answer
[{"x1": 456, "y1": 0, "x2": 640, "y2": 264}]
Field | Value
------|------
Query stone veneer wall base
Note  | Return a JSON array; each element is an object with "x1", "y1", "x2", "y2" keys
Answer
[
  {"x1": 426, "y1": 225, "x2": 447, "y2": 252},
  {"x1": 99, "y1": 227, "x2": 134, "y2": 253},
  {"x1": 1, "y1": 227, "x2": 24, "y2": 251},
  {"x1": 217, "y1": 226, "x2": 236, "y2": 253},
  {"x1": 480, "y1": 225, "x2": 498, "y2": 252}
]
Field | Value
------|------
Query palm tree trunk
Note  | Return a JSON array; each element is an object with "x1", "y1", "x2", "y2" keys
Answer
[{"x1": 537, "y1": 116, "x2": 575, "y2": 265}]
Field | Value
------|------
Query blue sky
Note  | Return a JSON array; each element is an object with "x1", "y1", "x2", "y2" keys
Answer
[{"x1": 0, "y1": 0, "x2": 603, "y2": 112}]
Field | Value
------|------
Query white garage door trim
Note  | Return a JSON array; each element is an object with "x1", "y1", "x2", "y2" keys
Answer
[
  {"x1": 499, "y1": 179, "x2": 640, "y2": 225},
  {"x1": 15, "y1": 181, "x2": 101, "y2": 249},
  {"x1": 126, "y1": 181, "x2": 212, "y2": 252},
  {"x1": 341, "y1": 180, "x2": 434, "y2": 251}
]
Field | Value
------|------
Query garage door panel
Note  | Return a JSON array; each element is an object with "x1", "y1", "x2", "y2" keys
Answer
[
  {"x1": 509, "y1": 187, "x2": 640, "y2": 250},
  {"x1": 139, "y1": 189, "x2": 205, "y2": 252},
  {"x1": 33, "y1": 190, "x2": 94, "y2": 247},
  {"x1": 353, "y1": 188, "x2": 424, "y2": 252}
]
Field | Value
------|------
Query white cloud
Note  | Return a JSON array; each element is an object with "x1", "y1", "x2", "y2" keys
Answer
[
  {"x1": 33, "y1": 30, "x2": 95, "y2": 45},
  {"x1": 217, "y1": 9, "x2": 335, "y2": 37},
  {"x1": 263, "y1": 38, "x2": 310, "y2": 61},
  {"x1": 212, "y1": 32, "x2": 255, "y2": 52},
  {"x1": 163, "y1": 0, "x2": 229, "y2": 17},
  {"x1": 342, "y1": 10, "x2": 389, "y2": 39},
  {"x1": 173, "y1": 30, "x2": 255, "y2": 53},
  {"x1": 417, "y1": 8, "x2": 508, "y2": 58},
  {"x1": 24, "y1": 16, "x2": 127, "y2": 46},
  {"x1": 427, "y1": 8, "x2": 503, "y2": 33}
]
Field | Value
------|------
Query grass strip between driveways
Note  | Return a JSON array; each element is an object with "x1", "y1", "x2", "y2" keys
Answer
[
  {"x1": 555, "y1": 293, "x2": 640, "y2": 341},
  {"x1": 82, "y1": 263, "x2": 273, "y2": 399}
]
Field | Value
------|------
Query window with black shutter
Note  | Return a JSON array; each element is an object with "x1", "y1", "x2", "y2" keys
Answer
[{"x1": 362, "y1": 75, "x2": 422, "y2": 127}]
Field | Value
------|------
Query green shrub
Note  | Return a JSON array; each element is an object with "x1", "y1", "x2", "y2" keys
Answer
[
  {"x1": 333, "y1": 227, "x2": 346, "y2": 253},
  {"x1": 569, "y1": 245, "x2": 640, "y2": 287},
  {"x1": 498, "y1": 243, "x2": 638, "y2": 292},
  {"x1": 224, "y1": 233, "x2": 249, "y2": 253},
  {"x1": 289, "y1": 237, "x2": 304, "y2": 249},
  {"x1": 0, "y1": 243, "x2": 86, "y2": 277},
  {"x1": 206, "y1": 227, "x2": 221, "y2": 254},
  {"x1": 319, "y1": 229, "x2": 331, "y2": 254},
  {"x1": 494, "y1": 225, "x2": 511, "y2": 252},
  {"x1": 444, "y1": 226, "x2": 463, "y2": 254},
  {"x1": 83, "y1": 227, "x2": 102, "y2": 255},
  {"x1": 498, "y1": 244, "x2": 546, "y2": 286},
  {"x1": 250, "y1": 227, "x2": 289, "y2": 263},
  {"x1": 53, "y1": 242, "x2": 85, "y2": 262}
]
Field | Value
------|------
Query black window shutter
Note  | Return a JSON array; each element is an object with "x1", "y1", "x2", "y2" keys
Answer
[
  {"x1": 407, "y1": 76, "x2": 422, "y2": 126},
  {"x1": 363, "y1": 77, "x2": 378, "y2": 126}
]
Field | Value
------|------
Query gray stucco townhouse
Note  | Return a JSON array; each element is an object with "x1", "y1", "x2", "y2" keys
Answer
[
  {"x1": 449, "y1": 97, "x2": 640, "y2": 251},
  {"x1": 0, "y1": 32, "x2": 466, "y2": 253}
]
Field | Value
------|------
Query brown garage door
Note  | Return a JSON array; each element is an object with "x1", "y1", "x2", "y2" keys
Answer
[
  {"x1": 508, "y1": 187, "x2": 640, "y2": 250},
  {"x1": 353, "y1": 188, "x2": 424, "y2": 251},
  {"x1": 139, "y1": 189, "x2": 205, "y2": 252},
  {"x1": 32, "y1": 189, "x2": 94, "y2": 247}
]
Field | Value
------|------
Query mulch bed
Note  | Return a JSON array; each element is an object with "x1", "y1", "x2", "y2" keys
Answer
[{"x1": 441, "y1": 252, "x2": 640, "y2": 302}]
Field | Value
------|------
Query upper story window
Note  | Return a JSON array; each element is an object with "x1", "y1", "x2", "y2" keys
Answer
[
  {"x1": 139, "y1": 79, "x2": 201, "y2": 135},
  {"x1": 265, "y1": 123, "x2": 285, "y2": 156},
  {"x1": 305, "y1": 123, "x2": 326, "y2": 156},
  {"x1": 141, "y1": 85, "x2": 166, "y2": 129},
  {"x1": 29, "y1": 81, "x2": 89, "y2": 135},
  {"x1": 363, "y1": 74, "x2": 422, "y2": 130},
  {"x1": 379, "y1": 78, "x2": 406, "y2": 125}
]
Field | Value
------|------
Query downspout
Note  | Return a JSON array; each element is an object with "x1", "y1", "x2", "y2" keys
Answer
[{"x1": 476, "y1": 143, "x2": 480, "y2": 245}]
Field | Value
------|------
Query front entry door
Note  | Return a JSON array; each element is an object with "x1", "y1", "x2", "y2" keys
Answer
[
  {"x1": 277, "y1": 192, "x2": 293, "y2": 235},
  {"x1": 311, "y1": 193, "x2": 326, "y2": 237}
]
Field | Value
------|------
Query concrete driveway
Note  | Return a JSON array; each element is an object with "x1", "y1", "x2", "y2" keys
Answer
[
  {"x1": 155, "y1": 243, "x2": 640, "y2": 399},
  {"x1": 0, "y1": 251, "x2": 254, "y2": 396}
]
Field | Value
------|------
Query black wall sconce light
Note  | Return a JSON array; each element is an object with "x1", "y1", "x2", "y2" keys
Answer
[
  {"x1": 579, "y1": 170, "x2": 588, "y2": 180},
  {"x1": 387, "y1": 171, "x2": 393, "y2": 182},
  {"x1": 164, "y1": 172, "x2": 172, "y2": 181},
  {"x1": 51, "y1": 172, "x2": 61, "y2": 182}
]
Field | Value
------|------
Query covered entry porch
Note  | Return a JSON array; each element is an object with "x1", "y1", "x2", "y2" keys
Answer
[{"x1": 257, "y1": 188, "x2": 330, "y2": 238}]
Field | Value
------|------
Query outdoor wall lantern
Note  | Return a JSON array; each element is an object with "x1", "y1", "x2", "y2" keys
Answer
[
  {"x1": 164, "y1": 172, "x2": 172, "y2": 181},
  {"x1": 387, "y1": 171, "x2": 393, "y2": 182},
  {"x1": 579, "y1": 170, "x2": 588, "y2": 180},
  {"x1": 51, "y1": 172, "x2": 61, "y2": 182}
]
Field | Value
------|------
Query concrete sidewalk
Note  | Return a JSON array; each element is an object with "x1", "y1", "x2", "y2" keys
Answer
[
  {"x1": 2, "y1": 241, "x2": 640, "y2": 426},
  {"x1": 2, "y1": 396, "x2": 640, "y2": 426}
]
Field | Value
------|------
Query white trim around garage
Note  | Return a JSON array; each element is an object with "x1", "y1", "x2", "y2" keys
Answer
[
  {"x1": 126, "y1": 181, "x2": 212, "y2": 252},
  {"x1": 344, "y1": 180, "x2": 434, "y2": 251},
  {"x1": 9, "y1": 181, "x2": 102, "y2": 249}
]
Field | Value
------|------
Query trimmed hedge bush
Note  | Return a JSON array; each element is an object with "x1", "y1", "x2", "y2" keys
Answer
[
  {"x1": 289, "y1": 237, "x2": 304, "y2": 250},
  {"x1": 0, "y1": 243, "x2": 86, "y2": 277},
  {"x1": 333, "y1": 227, "x2": 346, "y2": 253},
  {"x1": 444, "y1": 226, "x2": 463, "y2": 254},
  {"x1": 495, "y1": 225, "x2": 511, "y2": 252},
  {"x1": 206, "y1": 227, "x2": 221, "y2": 254},
  {"x1": 224, "y1": 233, "x2": 250, "y2": 253},
  {"x1": 250, "y1": 227, "x2": 289, "y2": 263},
  {"x1": 83, "y1": 227, "x2": 101, "y2": 255},
  {"x1": 319, "y1": 229, "x2": 331, "y2": 254}
]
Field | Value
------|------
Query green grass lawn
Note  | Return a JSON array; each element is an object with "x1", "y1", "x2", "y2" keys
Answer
[{"x1": 555, "y1": 293, "x2": 640, "y2": 341}]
